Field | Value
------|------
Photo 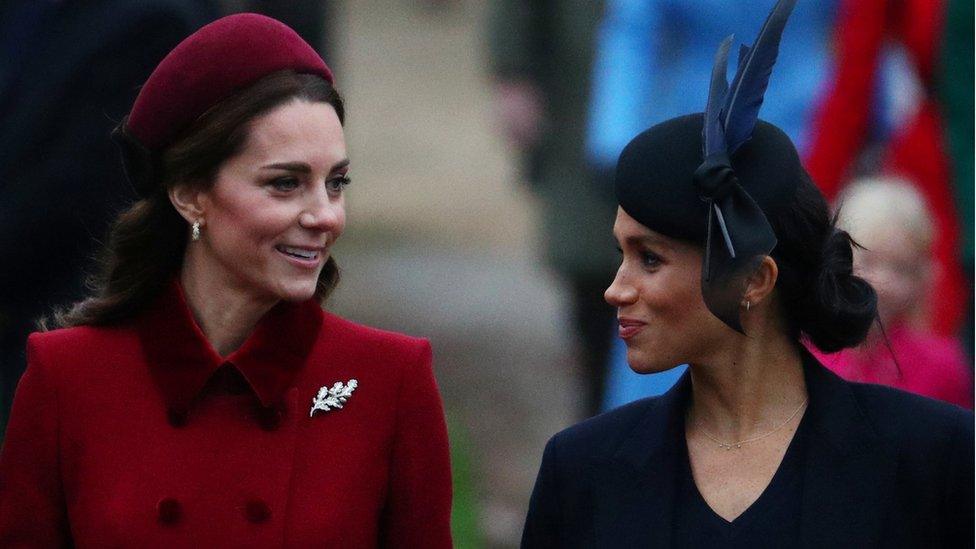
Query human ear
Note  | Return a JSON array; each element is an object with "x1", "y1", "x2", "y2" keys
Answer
[
  {"x1": 167, "y1": 183, "x2": 207, "y2": 225},
  {"x1": 742, "y1": 256, "x2": 779, "y2": 309}
]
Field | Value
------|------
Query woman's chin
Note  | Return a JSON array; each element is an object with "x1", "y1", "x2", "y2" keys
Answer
[
  {"x1": 270, "y1": 279, "x2": 319, "y2": 303},
  {"x1": 629, "y1": 364, "x2": 675, "y2": 375},
  {"x1": 625, "y1": 348, "x2": 680, "y2": 375}
]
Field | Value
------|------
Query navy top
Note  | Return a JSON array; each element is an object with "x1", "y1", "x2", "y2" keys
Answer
[
  {"x1": 672, "y1": 415, "x2": 808, "y2": 547},
  {"x1": 521, "y1": 349, "x2": 974, "y2": 548}
]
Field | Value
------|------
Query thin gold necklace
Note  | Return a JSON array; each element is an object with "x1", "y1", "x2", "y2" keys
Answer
[{"x1": 694, "y1": 399, "x2": 808, "y2": 451}]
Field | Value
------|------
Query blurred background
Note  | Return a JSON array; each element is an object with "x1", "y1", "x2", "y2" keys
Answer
[{"x1": 0, "y1": 0, "x2": 972, "y2": 546}]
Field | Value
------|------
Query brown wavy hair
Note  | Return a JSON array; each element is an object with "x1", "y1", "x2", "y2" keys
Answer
[{"x1": 51, "y1": 70, "x2": 345, "y2": 328}]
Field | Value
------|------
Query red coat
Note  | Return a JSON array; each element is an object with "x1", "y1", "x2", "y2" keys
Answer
[{"x1": 0, "y1": 282, "x2": 453, "y2": 547}]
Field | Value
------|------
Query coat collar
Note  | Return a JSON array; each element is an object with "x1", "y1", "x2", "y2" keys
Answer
[
  {"x1": 593, "y1": 370, "x2": 691, "y2": 547},
  {"x1": 136, "y1": 280, "x2": 324, "y2": 412},
  {"x1": 796, "y1": 346, "x2": 897, "y2": 547},
  {"x1": 596, "y1": 348, "x2": 894, "y2": 547}
]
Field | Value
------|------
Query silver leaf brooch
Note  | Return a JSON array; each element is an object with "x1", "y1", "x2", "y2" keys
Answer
[{"x1": 310, "y1": 379, "x2": 358, "y2": 417}]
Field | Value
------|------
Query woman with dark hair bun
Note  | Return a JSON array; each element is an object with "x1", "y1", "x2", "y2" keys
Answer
[
  {"x1": 522, "y1": 1, "x2": 972, "y2": 547},
  {"x1": 0, "y1": 14, "x2": 452, "y2": 546}
]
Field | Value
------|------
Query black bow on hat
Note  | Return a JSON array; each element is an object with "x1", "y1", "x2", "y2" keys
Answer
[{"x1": 692, "y1": 0, "x2": 797, "y2": 332}]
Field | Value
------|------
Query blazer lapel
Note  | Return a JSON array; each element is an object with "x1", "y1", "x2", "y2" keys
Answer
[
  {"x1": 798, "y1": 349, "x2": 897, "y2": 548},
  {"x1": 589, "y1": 352, "x2": 898, "y2": 547},
  {"x1": 593, "y1": 373, "x2": 692, "y2": 548}
]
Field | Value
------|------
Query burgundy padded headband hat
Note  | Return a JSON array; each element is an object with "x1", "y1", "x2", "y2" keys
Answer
[{"x1": 114, "y1": 13, "x2": 334, "y2": 196}]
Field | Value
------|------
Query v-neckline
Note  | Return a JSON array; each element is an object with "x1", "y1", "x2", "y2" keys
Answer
[{"x1": 680, "y1": 409, "x2": 809, "y2": 529}]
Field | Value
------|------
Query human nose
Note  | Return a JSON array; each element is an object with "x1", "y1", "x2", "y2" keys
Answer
[
  {"x1": 604, "y1": 266, "x2": 638, "y2": 307},
  {"x1": 298, "y1": 189, "x2": 343, "y2": 232}
]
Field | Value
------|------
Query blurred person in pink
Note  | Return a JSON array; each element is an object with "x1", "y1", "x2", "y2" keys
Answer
[
  {"x1": 813, "y1": 176, "x2": 972, "y2": 409},
  {"x1": 804, "y1": 0, "x2": 967, "y2": 337}
]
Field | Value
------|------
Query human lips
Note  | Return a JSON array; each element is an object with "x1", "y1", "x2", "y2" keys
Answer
[
  {"x1": 617, "y1": 317, "x2": 647, "y2": 340},
  {"x1": 275, "y1": 244, "x2": 326, "y2": 268}
]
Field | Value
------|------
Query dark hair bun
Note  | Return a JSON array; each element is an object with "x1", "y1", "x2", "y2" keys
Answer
[{"x1": 797, "y1": 228, "x2": 878, "y2": 352}]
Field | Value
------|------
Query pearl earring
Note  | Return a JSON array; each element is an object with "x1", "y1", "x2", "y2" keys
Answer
[{"x1": 191, "y1": 221, "x2": 201, "y2": 241}]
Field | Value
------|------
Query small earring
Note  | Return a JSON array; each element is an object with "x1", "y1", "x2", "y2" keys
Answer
[
  {"x1": 191, "y1": 221, "x2": 201, "y2": 241},
  {"x1": 745, "y1": 300, "x2": 751, "y2": 312}
]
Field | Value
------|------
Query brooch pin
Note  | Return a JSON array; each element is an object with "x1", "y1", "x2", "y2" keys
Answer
[{"x1": 310, "y1": 379, "x2": 358, "y2": 417}]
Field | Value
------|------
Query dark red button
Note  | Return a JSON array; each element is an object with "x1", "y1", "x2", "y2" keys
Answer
[
  {"x1": 167, "y1": 408, "x2": 189, "y2": 428},
  {"x1": 256, "y1": 405, "x2": 284, "y2": 431},
  {"x1": 245, "y1": 499, "x2": 271, "y2": 523},
  {"x1": 157, "y1": 497, "x2": 181, "y2": 525}
]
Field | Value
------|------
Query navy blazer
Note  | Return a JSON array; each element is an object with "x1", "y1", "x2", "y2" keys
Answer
[{"x1": 522, "y1": 351, "x2": 974, "y2": 548}]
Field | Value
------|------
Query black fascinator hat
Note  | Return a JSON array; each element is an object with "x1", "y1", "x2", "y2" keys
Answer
[{"x1": 614, "y1": 0, "x2": 801, "y2": 333}]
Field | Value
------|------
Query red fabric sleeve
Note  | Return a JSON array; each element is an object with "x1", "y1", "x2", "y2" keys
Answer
[
  {"x1": 804, "y1": 0, "x2": 889, "y2": 198},
  {"x1": 0, "y1": 335, "x2": 71, "y2": 547},
  {"x1": 379, "y1": 340, "x2": 453, "y2": 548}
]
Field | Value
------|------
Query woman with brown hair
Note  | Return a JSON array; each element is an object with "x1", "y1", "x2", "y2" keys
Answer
[{"x1": 0, "y1": 14, "x2": 452, "y2": 546}]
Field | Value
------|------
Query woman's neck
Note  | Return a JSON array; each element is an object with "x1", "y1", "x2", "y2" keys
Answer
[
  {"x1": 687, "y1": 328, "x2": 807, "y2": 442},
  {"x1": 179, "y1": 260, "x2": 278, "y2": 357}
]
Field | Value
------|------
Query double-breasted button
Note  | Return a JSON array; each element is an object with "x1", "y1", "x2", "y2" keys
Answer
[
  {"x1": 157, "y1": 497, "x2": 181, "y2": 525},
  {"x1": 256, "y1": 404, "x2": 285, "y2": 432},
  {"x1": 167, "y1": 408, "x2": 189, "y2": 428},
  {"x1": 245, "y1": 499, "x2": 272, "y2": 523}
]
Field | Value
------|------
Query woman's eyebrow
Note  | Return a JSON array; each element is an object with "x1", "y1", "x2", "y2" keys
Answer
[
  {"x1": 330, "y1": 158, "x2": 350, "y2": 172},
  {"x1": 261, "y1": 161, "x2": 311, "y2": 173},
  {"x1": 624, "y1": 234, "x2": 673, "y2": 252},
  {"x1": 260, "y1": 158, "x2": 350, "y2": 173}
]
